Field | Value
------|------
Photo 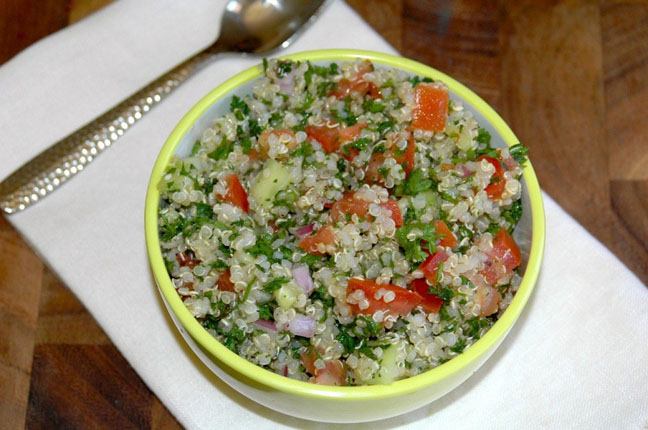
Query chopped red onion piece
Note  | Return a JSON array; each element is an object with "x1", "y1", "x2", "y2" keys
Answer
[
  {"x1": 459, "y1": 164, "x2": 472, "y2": 179},
  {"x1": 254, "y1": 318, "x2": 278, "y2": 333},
  {"x1": 296, "y1": 224, "x2": 314, "y2": 238},
  {"x1": 276, "y1": 71, "x2": 296, "y2": 96},
  {"x1": 291, "y1": 264, "x2": 314, "y2": 294},
  {"x1": 287, "y1": 314, "x2": 316, "y2": 338}
]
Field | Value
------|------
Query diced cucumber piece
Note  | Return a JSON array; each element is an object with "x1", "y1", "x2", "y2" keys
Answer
[
  {"x1": 369, "y1": 340, "x2": 405, "y2": 385},
  {"x1": 274, "y1": 282, "x2": 300, "y2": 309},
  {"x1": 419, "y1": 190, "x2": 438, "y2": 209},
  {"x1": 250, "y1": 160, "x2": 292, "y2": 208}
]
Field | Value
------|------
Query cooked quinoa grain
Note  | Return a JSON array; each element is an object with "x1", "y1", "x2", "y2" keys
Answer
[{"x1": 158, "y1": 58, "x2": 528, "y2": 386}]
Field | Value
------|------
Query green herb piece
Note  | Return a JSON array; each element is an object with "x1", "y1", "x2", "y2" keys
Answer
[
  {"x1": 241, "y1": 279, "x2": 254, "y2": 302},
  {"x1": 248, "y1": 119, "x2": 262, "y2": 137},
  {"x1": 486, "y1": 222, "x2": 501, "y2": 235},
  {"x1": 376, "y1": 118, "x2": 395, "y2": 134},
  {"x1": 208, "y1": 141, "x2": 233, "y2": 161},
  {"x1": 210, "y1": 259, "x2": 228, "y2": 270},
  {"x1": 336, "y1": 158, "x2": 347, "y2": 173},
  {"x1": 337, "y1": 327, "x2": 357, "y2": 354},
  {"x1": 159, "y1": 215, "x2": 187, "y2": 241},
  {"x1": 259, "y1": 303, "x2": 274, "y2": 320},
  {"x1": 449, "y1": 337, "x2": 467, "y2": 354},
  {"x1": 263, "y1": 277, "x2": 290, "y2": 293},
  {"x1": 436, "y1": 261, "x2": 444, "y2": 283},
  {"x1": 502, "y1": 200, "x2": 522, "y2": 231},
  {"x1": 164, "y1": 258, "x2": 174, "y2": 274},
  {"x1": 357, "y1": 316, "x2": 382, "y2": 337},
  {"x1": 219, "y1": 244, "x2": 233, "y2": 257},
  {"x1": 230, "y1": 95, "x2": 249, "y2": 120},
  {"x1": 239, "y1": 137, "x2": 252, "y2": 154},
  {"x1": 457, "y1": 225, "x2": 473, "y2": 240},
  {"x1": 406, "y1": 168, "x2": 434, "y2": 195},
  {"x1": 310, "y1": 285, "x2": 334, "y2": 308},
  {"x1": 395, "y1": 222, "x2": 441, "y2": 263},
  {"x1": 429, "y1": 284, "x2": 454, "y2": 301},
  {"x1": 363, "y1": 99, "x2": 386, "y2": 113},
  {"x1": 476, "y1": 128, "x2": 491, "y2": 144},
  {"x1": 439, "y1": 191, "x2": 458, "y2": 203},
  {"x1": 316, "y1": 81, "x2": 337, "y2": 98},
  {"x1": 270, "y1": 112, "x2": 284, "y2": 125},
  {"x1": 403, "y1": 207, "x2": 416, "y2": 223},
  {"x1": 262, "y1": 58, "x2": 268, "y2": 73},
  {"x1": 222, "y1": 326, "x2": 245, "y2": 352},
  {"x1": 292, "y1": 142, "x2": 314, "y2": 158},
  {"x1": 247, "y1": 233, "x2": 275, "y2": 259},
  {"x1": 276, "y1": 60, "x2": 293, "y2": 78},
  {"x1": 191, "y1": 140, "x2": 201, "y2": 155},
  {"x1": 465, "y1": 317, "x2": 492, "y2": 338},
  {"x1": 509, "y1": 143, "x2": 529, "y2": 165}
]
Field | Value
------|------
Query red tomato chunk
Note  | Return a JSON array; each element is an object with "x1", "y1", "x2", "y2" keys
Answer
[
  {"x1": 220, "y1": 174, "x2": 249, "y2": 213},
  {"x1": 298, "y1": 226, "x2": 336, "y2": 255},
  {"x1": 481, "y1": 228, "x2": 522, "y2": 285},
  {"x1": 346, "y1": 278, "x2": 422, "y2": 318},
  {"x1": 409, "y1": 278, "x2": 444, "y2": 314},
  {"x1": 412, "y1": 84, "x2": 448, "y2": 132}
]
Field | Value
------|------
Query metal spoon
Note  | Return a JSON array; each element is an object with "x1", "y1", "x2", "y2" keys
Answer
[{"x1": 0, "y1": 0, "x2": 329, "y2": 214}]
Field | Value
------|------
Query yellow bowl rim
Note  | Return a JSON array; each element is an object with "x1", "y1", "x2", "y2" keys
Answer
[{"x1": 145, "y1": 49, "x2": 545, "y2": 401}]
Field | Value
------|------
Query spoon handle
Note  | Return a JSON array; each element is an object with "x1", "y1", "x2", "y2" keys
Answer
[{"x1": 0, "y1": 49, "x2": 219, "y2": 214}]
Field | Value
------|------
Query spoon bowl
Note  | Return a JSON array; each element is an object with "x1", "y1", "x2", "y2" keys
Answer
[{"x1": 215, "y1": 0, "x2": 327, "y2": 54}]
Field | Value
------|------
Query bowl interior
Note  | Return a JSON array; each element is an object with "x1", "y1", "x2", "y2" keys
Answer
[{"x1": 145, "y1": 49, "x2": 545, "y2": 400}]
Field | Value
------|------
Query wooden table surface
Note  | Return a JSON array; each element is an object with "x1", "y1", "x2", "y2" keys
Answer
[{"x1": 1, "y1": 0, "x2": 647, "y2": 428}]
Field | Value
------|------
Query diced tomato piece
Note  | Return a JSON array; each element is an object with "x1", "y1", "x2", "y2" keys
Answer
[
  {"x1": 300, "y1": 349, "x2": 346, "y2": 386},
  {"x1": 330, "y1": 192, "x2": 370, "y2": 222},
  {"x1": 330, "y1": 60, "x2": 378, "y2": 100},
  {"x1": 300, "y1": 348, "x2": 318, "y2": 375},
  {"x1": 313, "y1": 359, "x2": 346, "y2": 386},
  {"x1": 475, "y1": 284, "x2": 502, "y2": 317},
  {"x1": 368, "y1": 82, "x2": 382, "y2": 99},
  {"x1": 477, "y1": 155, "x2": 506, "y2": 199},
  {"x1": 299, "y1": 226, "x2": 336, "y2": 255},
  {"x1": 306, "y1": 123, "x2": 368, "y2": 158},
  {"x1": 258, "y1": 129, "x2": 297, "y2": 156},
  {"x1": 339, "y1": 123, "x2": 369, "y2": 160},
  {"x1": 247, "y1": 148, "x2": 262, "y2": 161},
  {"x1": 381, "y1": 199, "x2": 403, "y2": 228},
  {"x1": 216, "y1": 270, "x2": 236, "y2": 292},
  {"x1": 220, "y1": 174, "x2": 249, "y2": 213},
  {"x1": 435, "y1": 220, "x2": 458, "y2": 248},
  {"x1": 339, "y1": 123, "x2": 367, "y2": 143},
  {"x1": 365, "y1": 133, "x2": 415, "y2": 182},
  {"x1": 305, "y1": 125, "x2": 341, "y2": 153},
  {"x1": 176, "y1": 251, "x2": 199, "y2": 269},
  {"x1": 480, "y1": 228, "x2": 522, "y2": 285},
  {"x1": 330, "y1": 192, "x2": 403, "y2": 227},
  {"x1": 412, "y1": 83, "x2": 448, "y2": 132},
  {"x1": 331, "y1": 80, "x2": 381, "y2": 100},
  {"x1": 392, "y1": 134, "x2": 416, "y2": 177},
  {"x1": 354, "y1": 59, "x2": 374, "y2": 76},
  {"x1": 330, "y1": 78, "x2": 369, "y2": 99},
  {"x1": 409, "y1": 278, "x2": 444, "y2": 314},
  {"x1": 346, "y1": 278, "x2": 422, "y2": 317},
  {"x1": 419, "y1": 250, "x2": 449, "y2": 285},
  {"x1": 364, "y1": 152, "x2": 386, "y2": 184}
]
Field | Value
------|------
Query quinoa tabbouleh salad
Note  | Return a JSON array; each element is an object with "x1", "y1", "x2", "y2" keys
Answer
[{"x1": 157, "y1": 58, "x2": 529, "y2": 386}]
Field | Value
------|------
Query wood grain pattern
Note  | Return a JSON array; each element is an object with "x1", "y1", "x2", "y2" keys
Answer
[{"x1": 1, "y1": 0, "x2": 647, "y2": 428}]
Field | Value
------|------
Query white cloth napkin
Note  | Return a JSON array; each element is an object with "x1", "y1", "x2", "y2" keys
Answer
[{"x1": 2, "y1": 0, "x2": 647, "y2": 428}]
